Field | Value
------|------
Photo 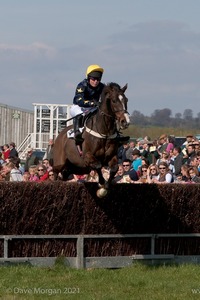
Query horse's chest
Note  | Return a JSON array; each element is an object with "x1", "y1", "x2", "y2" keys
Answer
[{"x1": 96, "y1": 144, "x2": 115, "y2": 157}]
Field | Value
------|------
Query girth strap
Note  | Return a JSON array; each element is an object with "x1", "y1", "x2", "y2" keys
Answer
[{"x1": 85, "y1": 126, "x2": 117, "y2": 139}]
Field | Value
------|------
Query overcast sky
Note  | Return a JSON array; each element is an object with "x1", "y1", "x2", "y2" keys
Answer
[{"x1": 0, "y1": 0, "x2": 200, "y2": 117}]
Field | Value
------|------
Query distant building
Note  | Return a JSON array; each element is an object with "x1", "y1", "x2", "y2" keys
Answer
[
  {"x1": 0, "y1": 102, "x2": 72, "y2": 159},
  {"x1": 0, "y1": 103, "x2": 34, "y2": 149}
]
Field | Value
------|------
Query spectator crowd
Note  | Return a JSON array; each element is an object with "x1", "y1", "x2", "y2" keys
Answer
[
  {"x1": 0, "y1": 134, "x2": 200, "y2": 184},
  {"x1": 0, "y1": 140, "x2": 56, "y2": 182},
  {"x1": 116, "y1": 133, "x2": 200, "y2": 184}
]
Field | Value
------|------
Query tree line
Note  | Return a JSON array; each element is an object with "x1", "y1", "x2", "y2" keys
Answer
[{"x1": 130, "y1": 108, "x2": 200, "y2": 129}]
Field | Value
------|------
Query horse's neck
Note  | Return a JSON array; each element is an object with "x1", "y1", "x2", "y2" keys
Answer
[{"x1": 87, "y1": 110, "x2": 116, "y2": 135}]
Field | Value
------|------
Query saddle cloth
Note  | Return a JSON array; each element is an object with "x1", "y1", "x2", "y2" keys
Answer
[{"x1": 67, "y1": 127, "x2": 84, "y2": 139}]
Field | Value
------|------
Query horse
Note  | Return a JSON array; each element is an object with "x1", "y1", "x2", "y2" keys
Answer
[{"x1": 53, "y1": 82, "x2": 130, "y2": 197}]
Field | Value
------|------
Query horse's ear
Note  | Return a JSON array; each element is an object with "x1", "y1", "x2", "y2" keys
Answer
[{"x1": 121, "y1": 84, "x2": 128, "y2": 93}]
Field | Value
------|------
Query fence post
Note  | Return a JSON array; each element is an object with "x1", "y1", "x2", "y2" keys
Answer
[
  {"x1": 151, "y1": 234, "x2": 155, "y2": 255},
  {"x1": 76, "y1": 235, "x2": 84, "y2": 269},
  {"x1": 4, "y1": 237, "x2": 9, "y2": 258}
]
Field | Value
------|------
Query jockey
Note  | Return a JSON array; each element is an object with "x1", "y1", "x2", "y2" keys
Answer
[{"x1": 70, "y1": 64, "x2": 130, "y2": 144}]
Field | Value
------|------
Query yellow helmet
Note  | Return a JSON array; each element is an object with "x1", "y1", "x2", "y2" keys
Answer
[{"x1": 86, "y1": 64, "x2": 104, "y2": 78}]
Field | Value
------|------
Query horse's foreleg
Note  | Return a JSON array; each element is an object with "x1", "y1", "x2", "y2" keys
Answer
[
  {"x1": 106, "y1": 156, "x2": 119, "y2": 187},
  {"x1": 96, "y1": 167, "x2": 108, "y2": 198},
  {"x1": 96, "y1": 160, "x2": 118, "y2": 198},
  {"x1": 84, "y1": 152, "x2": 102, "y2": 169},
  {"x1": 96, "y1": 168, "x2": 105, "y2": 186}
]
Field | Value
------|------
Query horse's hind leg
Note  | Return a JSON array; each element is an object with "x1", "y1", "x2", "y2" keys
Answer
[
  {"x1": 83, "y1": 152, "x2": 102, "y2": 169},
  {"x1": 62, "y1": 169, "x2": 72, "y2": 181}
]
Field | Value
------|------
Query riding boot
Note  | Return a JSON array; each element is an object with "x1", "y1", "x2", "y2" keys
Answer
[
  {"x1": 74, "y1": 115, "x2": 84, "y2": 144},
  {"x1": 115, "y1": 132, "x2": 130, "y2": 143}
]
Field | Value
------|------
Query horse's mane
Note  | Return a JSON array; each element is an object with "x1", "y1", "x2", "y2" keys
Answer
[
  {"x1": 105, "y1": 82, "x2": 121, "y2": 90},
  {"x1": 100, "y1": 82, "x2": 121, "y2": 101}
]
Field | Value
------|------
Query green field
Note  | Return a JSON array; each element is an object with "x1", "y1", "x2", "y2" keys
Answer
[
  {"x1": 0, "y1": 263, "x2": 200, "y2": 299},
  {"x1": 124, "y1": 124, "x2": 200, "y2": 141}
]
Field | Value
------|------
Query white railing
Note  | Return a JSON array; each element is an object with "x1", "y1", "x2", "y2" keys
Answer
[
  {"x1": 17, "y1": 133, "x2": 34, "y2": 160},
  {"x1": 17, "y1": 133, "x2": 50, "y2": 160}
]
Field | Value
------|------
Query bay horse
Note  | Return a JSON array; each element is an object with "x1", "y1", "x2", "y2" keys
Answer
[{"x1": 53, "y1": 82, "x2": 130, "y2": 197}]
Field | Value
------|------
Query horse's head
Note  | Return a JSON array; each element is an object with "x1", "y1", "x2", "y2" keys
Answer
[{"x1": 102, "y1": 82, "x2": 130, "y2": 130}]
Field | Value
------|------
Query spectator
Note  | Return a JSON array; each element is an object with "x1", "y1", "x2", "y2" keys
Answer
[
  {"x1": 166, "y1": 136, "x2": 175, "y2": 153},
  {"x1": 183, "y1": 144, "x2": 196, "y2": 165},
  {"x1": 188, "y1": 166, "x2": 200, "y2": 183},
  {"x1": 101, "y1": 167, "x2": 110, "y2": 181},
  {"x1": 0, "y1": 164, "x2": 4, "y2": 181},
  {"x1": 42, "y1": 159, "x2": 53, "y2": 172},
  {"x1": 24, "y1": 148, "x2": 39, "y2": 172},
  {"x1": 86, "y1": 170, "x2": 99, "y2": 182},
  {"x1": 152, "y1": 161, "x2": 173, "y2": 183},
  {"x1": 138, "y1": 139, "x2": 148, "y2": 153},
  {"x1": 122, "y1": 159, "x2": 139, "y2": 182},
  {"x1": 147, "y1": 164, "x2": 159, "y2": 183},
  {"x1": 181, "y1": 134, "x2": 194, "y2": 150},
  {"x1": 156, "y1": 151, "x2": 170, "y2": 166},
  {"x1": 151, "y1": 139, "x2": 161, "y2": 161},
  {"x1": 37, "y1": 164, "x2": 49, "y2": 181},
  {"x1": 0, "y1": 152, "x2": 5, "y2": 165},
  {"x1": 141, "y1": 157, "x2": 150, "y2": 167},
  {"x1": 180, "y1": 164, "x2": 190, "y2": 182},
  {"x1": 9, "y1": 142, "x2": 18, "y2": 158},
  {"x1": 193, "y1": 140, "x2": 200, "y2": 154},
  {"x1": 0, "y1": 163, "x2": 9, "y2": 181},
  {"x1": 131, "y1": 149, "x2": 142, "y2": 172},
  {"x1": 23, "y1": 172, "x2": 31, "y2": 181},
  {"x1": 117, "y1": 141, "x2": 130, "y2": 164},
  {"x1": 137, "y1": 164, "x2": 148, "y2": 183},
  {"x1": 2, "y1": 144, "x2": 10, "y2": 160},
  {"x1": 140, "y1": 140, "x2": 155, "y2": 165},
  {"x1": 65, "y1": 174, "x2": 78, "y2": 182},
  {"x1": 8, "y1": 156, "x2": 24, "y2": 174},
  {"x1": 173, "y1": 174, "x2": 183, "y2": 183},
  {"x1": 196, "y1": 151, "x2": 200, "y2": 172},
  {"x1": 189, "y1": 156, "x2": 199, "y2": 168},
  {"x1": 157, "y1": 134, "x2": 168, "y2": 156},
  {"x1": 29, "y1": 165, "x2": 39, "y2": 181},
  {"x1": 157, "y1": 134, "x2": 168, "y2": 155},
  {"x1": 48, "y1": 171, "x2": 57, "y2": 181},
  {"x1": 75, "y1": 174, "x2": 87, "y2": 182},
  {"x1": 2, "y1": 162, "x2": 23, "y2": 181},
  {"x1": 137, "y1": 139, "x2": 145, "y2": 151},
  {"x1": 43, "y1": 138, "x2": 54, "y2": 165},
  {"x1": 112, "y1": 164, "x2": 125, "y2": 183},
  {"x1": 146, "y1": 140, "x2": 159, "y2": 164},
  {"x1": 169, "y1": 146, "x2": 183, "y2": 180},
  {"x1": 125, "y1": 141, "x2": 137, "y2": 161}
]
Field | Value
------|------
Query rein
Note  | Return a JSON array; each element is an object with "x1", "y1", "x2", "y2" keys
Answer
[
  {"x1": 99, "y1": 106, "x2": 128, "y2": 118},
  {"x1": 85, "y1": 105, "x2": 118, "y2": 139}
]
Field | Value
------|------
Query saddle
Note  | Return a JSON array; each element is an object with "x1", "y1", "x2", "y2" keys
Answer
[
  {"x1": 67, "y1": 108, "x2": 98, "y2": 156},
  {"x1": 67, "y1": 108, "x2": 97, "y2": 140}
]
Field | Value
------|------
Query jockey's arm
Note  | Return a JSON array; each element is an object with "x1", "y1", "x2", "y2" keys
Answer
[{"x1": 73, "y1": 84, "x2": 95, "y2": 108}]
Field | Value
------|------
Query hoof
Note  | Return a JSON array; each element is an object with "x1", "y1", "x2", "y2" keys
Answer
[{"x1": 96, "y1": 188, "x2": 108, "y2": 198}]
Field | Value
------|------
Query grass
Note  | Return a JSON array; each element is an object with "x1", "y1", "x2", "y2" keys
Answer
[
  {"x1": 124, "y1": 124, "x2": 199, "y2": 141},
  {"x1": 0, "y1": 262, "x2": 200, "y2": 299}
]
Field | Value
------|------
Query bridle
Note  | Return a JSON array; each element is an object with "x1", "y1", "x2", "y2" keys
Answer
[
  {"x1": 85, "y1": 86, "x2": 129, "y2": 139},
  {"x1": 98, "y1": 92, "x2": 129, "y2": 119}
]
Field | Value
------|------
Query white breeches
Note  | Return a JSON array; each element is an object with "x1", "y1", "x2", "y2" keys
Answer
[{"x1": 70, "y1": 105, "x2": 88, "y2": 118}]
